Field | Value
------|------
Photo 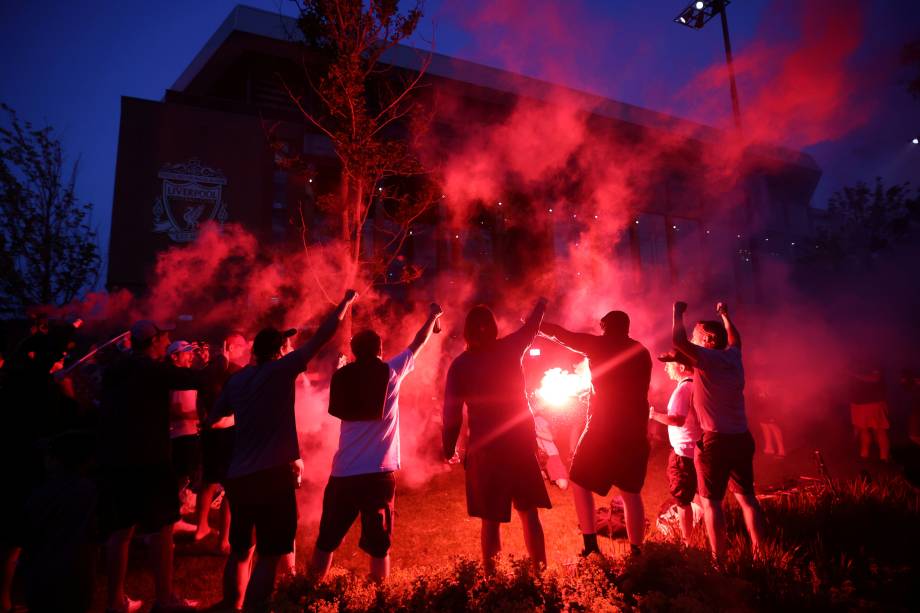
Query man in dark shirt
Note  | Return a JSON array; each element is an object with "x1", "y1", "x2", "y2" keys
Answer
[
  {"x1": 98, "y1": 319, "x2": 204, "y2": 613},
  {"x1": 443, "y1": 298, "x2": 551, "y2": 573},
  {"x1": 194, "y1": 331, "x2": 249, "y2": 550},
  {"x1": 541, "y1": 310, "x2": 652, "y2": 557},
  {"x1": 207, "y1": 290, "x2": 356, "y2": 611}
]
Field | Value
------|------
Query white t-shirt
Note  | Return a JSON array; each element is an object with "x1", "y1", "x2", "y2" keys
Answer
[
  {"x1": 667, "y1": 378, "x2": 702, "y2": 457},
  {"x1": 330, "y1": 349, "x2": 415, "y2": 477},
  {"x1": 693, "y1": 346, "x2": 747, "y2": 434},
  {"x1": 169, "y1": 389, "x2": 198, "y2": 438}
]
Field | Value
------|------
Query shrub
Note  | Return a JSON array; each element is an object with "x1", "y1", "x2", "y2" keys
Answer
[{"x1": 276, "y1": 475, "x2": 919, "y2": 612}]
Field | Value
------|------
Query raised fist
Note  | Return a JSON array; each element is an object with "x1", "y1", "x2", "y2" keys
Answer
[
  {"x1": 343, "y1": 289, "x2": 359, "y2": 304},
  {"x1": 716, "y1": 302, "x2": 728, "y2": 316},
  {"x1": 673, "y1": 301, "x2": 688, "y2": 315},
  {"x1": 429, "y1": 302, "x2": 444, "y2": 317}
]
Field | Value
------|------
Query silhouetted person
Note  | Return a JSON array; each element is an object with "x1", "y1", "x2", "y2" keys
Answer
[
  {"x1": 670, "y1": 301, "x2": 766, "y2": 563},
  {"x1": 310, "y1": 303, "x2": 442, "y2": 582},
  {"x1": 21, "y1": 431, "x2": 97, "y2": 613},
  {"x1": 97, "y1": 320, "x2": 205, "y2": 613},
  {"x1": 195, "y1": 331, "x2": 250, "y2": 551},
  {"x1": 541, "y1": 311, "x2": 651, "y2": 557},
  {"x1": 443, "y1": 298, "x2": 550, "y2": 574},
  {"x1": 206, "y1": 290, "x2": 356, "y2": 612},
  {"x1": 848, "y1": 365, "x2": 890, "y2": 461}
]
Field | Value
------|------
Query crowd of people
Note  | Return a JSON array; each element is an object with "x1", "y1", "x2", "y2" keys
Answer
[{"x1": 1, "y1": 291, "x2": 861, "y2": 612}]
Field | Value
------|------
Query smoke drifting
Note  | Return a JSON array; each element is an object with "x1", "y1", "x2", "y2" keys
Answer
[{"x1": 57, "y1": 0, "x2": 917, "y2": 524}]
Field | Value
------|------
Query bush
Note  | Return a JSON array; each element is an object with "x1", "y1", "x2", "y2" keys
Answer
[{"x1": 276, "y1": 475, "x2": 919, "y2": 612}]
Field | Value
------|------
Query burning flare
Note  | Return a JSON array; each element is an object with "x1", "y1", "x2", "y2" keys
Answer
[{"x1": 535, "y1": 358, "x2": 592, "y2": 409}]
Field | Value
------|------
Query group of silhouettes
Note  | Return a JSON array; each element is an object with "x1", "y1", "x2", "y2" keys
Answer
[{"x1": 0, "y1": 290, "x2": 768, "y2": 613}]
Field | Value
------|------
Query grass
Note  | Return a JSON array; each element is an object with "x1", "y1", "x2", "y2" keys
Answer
[{"x1": 99, "y1": 444, "x2": 918, "y2": 611}]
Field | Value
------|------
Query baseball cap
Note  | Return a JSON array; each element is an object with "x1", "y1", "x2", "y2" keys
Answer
[
  {"x1": 130, "y1": 319, "x2": 176, "y2": 344},
  {"x1": 252, "y1": 327, "x2": 298, "y2": 362},
  {"x1": 166, "y1": 340, "x2": 195, "y2": 356}
]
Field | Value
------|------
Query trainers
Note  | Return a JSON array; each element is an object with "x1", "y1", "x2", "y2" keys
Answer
[
  {"x1": 105, "y1": 596, "x2": 143, "y2": 613},
  {"x1": 151, "y1": 595, "x2": 200, "y2": 613}
]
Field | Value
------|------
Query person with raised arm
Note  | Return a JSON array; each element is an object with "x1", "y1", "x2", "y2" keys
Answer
[
  {"x1": 443, "y1": 298, "x2": 551, "y2": 574},
  {"x1": 540, "y1": 311, "x2": 651, "y2": 557},
  {"x1": 310, "y1": 302, "x2": 443, "y2": 583},
  {"x1": 205, "y1": 290, "x2": 357, "y2": 612},
  {"x1": 669, "y1": 301, "x2": 766, "y2": 563}
]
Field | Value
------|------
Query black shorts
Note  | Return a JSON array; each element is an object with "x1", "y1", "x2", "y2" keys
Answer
[
  {"x1": 570, "y1": 427, "x2": 650, "y2": 496},
  {"x1": 667, "y1": 450, "x2": 698, "y2": 506},
  {"x1": 694, "y1": 430, "x2": 756, "y2": 501},
  {"x1": 171, "y1": 434, "x2": 201, "y2": 486},
  {"x1": 201, "y1": 427, "x2": 235, "y2": 484},
  {"x1": 98, "y1": 463, "x2": 180, "y2": 536},
  {"x1": 315, "y1": 472, "x2": 397, "y2": 558},
  {"x1": 225, "y1": 465, "x2": 298, "y2": 556},
  {"x1": 464, "y1": 449, "x2": 551, "y2": 523}
]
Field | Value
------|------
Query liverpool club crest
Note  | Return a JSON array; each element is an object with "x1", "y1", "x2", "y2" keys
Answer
[{"x1": 153, "y1": 159, "x2": 228, "y2": 242}]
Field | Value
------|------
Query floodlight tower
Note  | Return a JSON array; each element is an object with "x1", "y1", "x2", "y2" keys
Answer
[{"x1": 674, "y1": 0, "x2": 742, "y2": 132}]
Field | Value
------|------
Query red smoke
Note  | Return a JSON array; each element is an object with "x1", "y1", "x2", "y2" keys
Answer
[{"x1": 56, "y1": 0, "x2": 914, "y2": 527}]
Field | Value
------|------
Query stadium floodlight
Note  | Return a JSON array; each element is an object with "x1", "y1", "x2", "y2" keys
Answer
[
  {"x1": 913, "y1": 137, "x2": 919, "y2": 145},
  {"x1": 673, "y1": 0, "x2": 741, "y2": 131},
  {"x1": 674, "y1": 0, "x2": 731, "y2": 29}
]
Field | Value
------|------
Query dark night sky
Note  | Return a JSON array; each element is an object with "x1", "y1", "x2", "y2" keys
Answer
[{"x1": 1, "y1": 0, "x2": 918, "y2": 283}]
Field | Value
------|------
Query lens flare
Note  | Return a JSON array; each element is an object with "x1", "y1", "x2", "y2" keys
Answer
[{"x1": 535, "y1": 359, "x2": 592, "y2": 410}]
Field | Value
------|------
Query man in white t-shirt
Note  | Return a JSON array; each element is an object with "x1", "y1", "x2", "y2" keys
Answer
[
  {"x1": 670, "y1": 301, "x2": 766, "y2": 562},
  {"x1": 649, "y1": 360, "x2": 701, "y2": 545},
  {"x1": 310, "y1": 303, "x2": 443, "y2": 582}
]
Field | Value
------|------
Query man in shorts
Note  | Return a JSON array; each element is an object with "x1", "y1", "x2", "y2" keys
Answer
[
  {"x1": 166, "y1": 340, "x2": 202, "y2": 526},
  {"x1": 309, "y1": 303, "x2": 443, "y2": 582},
  {"x1": 649, "y1": 360, "x2": 701, "y2": 545},
  {"x1": 195, "y1": 331, "x2": 249, "y2": 550},
  {"x1": 206, "y1": 290, "x2": 356, "y2": 611},
  {"x1": 848, "y1": 366, "x2": 890, "y2": 461},
  {"x1": 98, "y1": 320, "x2": 205, "y2": 613},
  {"x1": 541, "y1": 311, "x2": 651, "y2": 557},
  {"x1": 670, "y1": 301, "x2": 766, "y2": 561},
  {"x1": 443, "y1": 298, "x2": 551, "y2": 573}
]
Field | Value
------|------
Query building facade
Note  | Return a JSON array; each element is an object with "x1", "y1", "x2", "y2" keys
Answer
[{"x1": 108, "y1": 4, "x2": 821, "y2": 306}]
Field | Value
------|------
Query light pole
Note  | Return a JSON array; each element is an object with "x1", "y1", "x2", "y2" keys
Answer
[{"x1": 674, "y1": 0, "x2": 742, "y2": 132}]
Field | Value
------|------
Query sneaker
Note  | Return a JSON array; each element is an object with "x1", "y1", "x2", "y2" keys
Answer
[
  {"x1": 151, "y1": 595, "x2": 200, "y2": 613},
  {"x1": 105, "y1": 596, "x2": 143, "y2": 613}
]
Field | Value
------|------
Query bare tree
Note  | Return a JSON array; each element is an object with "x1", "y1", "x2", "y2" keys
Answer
[
  {"x1": 278, "y1": 0, "x2": 437, "y2": 298},
  {"x1": 0, "y1": 104, "x2": 101, "y2": 317}
]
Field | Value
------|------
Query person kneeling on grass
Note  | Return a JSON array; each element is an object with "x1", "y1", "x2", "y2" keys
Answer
[
  {"x1": 309, "y1": 303, "x2": 443, "y2": 582},
  {"x1": 670, "y1": 301, "x2": 766, "y2": 563},
  {"x1": 649, "y1": 359, "x2": 702, "y2": 546},
  {"x1": 442, "y1": 298, "x2": 551, "y2": 574}
]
